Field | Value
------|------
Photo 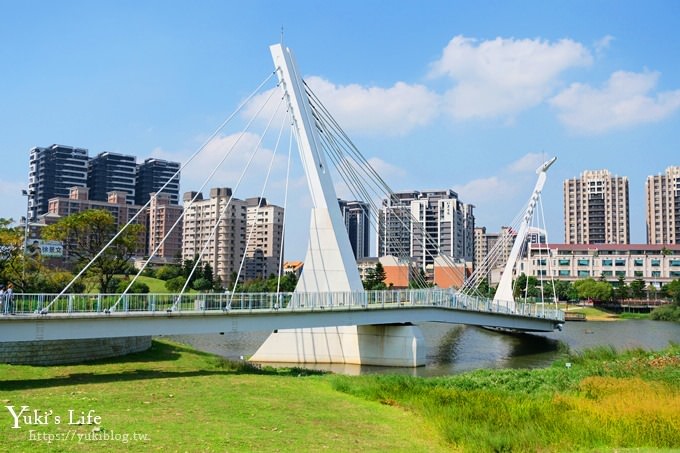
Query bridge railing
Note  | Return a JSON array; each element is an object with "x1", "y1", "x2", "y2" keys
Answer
[{"x1": 6, "y1": 289, "x2": 564, "y2": 321}]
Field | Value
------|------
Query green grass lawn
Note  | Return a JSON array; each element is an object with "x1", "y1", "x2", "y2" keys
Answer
[
  {"x1": 0, "y1": 340, "x2": 446, "y2": 452},
  {"x1": 131, "y1": 275, "x2": 170, "y2": 293},
  {"x1": 1, "y1": 340, "x2": 678, "y2": 452}
]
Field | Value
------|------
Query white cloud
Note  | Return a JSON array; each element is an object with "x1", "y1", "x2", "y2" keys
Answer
[
  {"x1": 304, "y1": 77, "x2": 440, "y2": 136},
  {"x1": 453, "y1": 176, "x2": 510, "y2": 204},
  {"x1": 507, "y1": 152, "x2": 548, "y2": 173},
  {"x1": 429, "y1": 35, "x2": 592, "y2": 120},
  {"x1": 151, "y1": 132, "x2": 289, "y2": 199},
  {"x1": 366, "y1": 157, "x2": 407, "y2": 181},
  {"x1": 454, "y1": 153, "x2": 544, "y2": 206},
  {"x1": 243, "y1": 77, "x2": 440, "y2": 137},
  {"x1": 550, "y1": 70, "x2": 680, "y2": 134},
  {"x1": 594, "y1": 35, "x2": 614, "y2": 55}
]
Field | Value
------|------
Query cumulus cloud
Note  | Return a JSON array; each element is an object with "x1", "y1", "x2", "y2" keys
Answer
[
  {"x1": 453, "y1": 153, "x2": 544, "y2": 205},
  {"x1": 429, "y1": 35, "x2": 592, "y2": 120},
  {"x1": 243, "y1": 77, "x2": 439, "y2": 137},
  {"x1": 151, "y1": 132, "x2": 289, "y2": 199},
  {"x1": 304, "y1": 77, "x2": 440, "y2": 136},
  {"x1": 549, "y1": 70, "x2": 680, "y2": 134}
]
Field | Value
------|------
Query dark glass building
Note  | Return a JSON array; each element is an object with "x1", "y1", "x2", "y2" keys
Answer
[
  {"x1": 88, "y1": 152, "x2": 137, "y2": 204},
  {"x1": 338, "y1": 199, "x2": 370, "y2": 259},
  {"x1": 135, "y1": 158, "x2": 181, "y2": 206},
  {"x1": 28, "y1": 144, "x2": 89, "y2": 220}
]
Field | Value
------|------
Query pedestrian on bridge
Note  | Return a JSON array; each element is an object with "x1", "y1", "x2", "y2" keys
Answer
[
  {"x1": 0, "y1": 284, "x2": 4, "y2": 313},
  {"x1": 4, "y1": 283, "x2": 14, "y2": 315}
]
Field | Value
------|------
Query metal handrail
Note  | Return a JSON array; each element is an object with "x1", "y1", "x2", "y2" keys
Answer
[{"x1": 3, "y1": 289, "x2": 564, "y2": 322}]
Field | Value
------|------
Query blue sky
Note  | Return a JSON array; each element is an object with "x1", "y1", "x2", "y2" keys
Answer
[{"x1": 1, "y1": 1, "x2": 679, "y2": 259}]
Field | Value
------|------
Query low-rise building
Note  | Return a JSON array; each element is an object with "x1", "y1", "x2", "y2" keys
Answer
[{"x1": 520, "y1": 243, "x2": 680, "y2": 287}]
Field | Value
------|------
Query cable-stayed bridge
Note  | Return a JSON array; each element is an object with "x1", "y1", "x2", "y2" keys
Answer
[{"x1": 0, "y1": 43, "x2": 564, "y2": 367}]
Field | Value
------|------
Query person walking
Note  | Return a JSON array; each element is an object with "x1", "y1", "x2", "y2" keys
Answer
[
  {"x1": 0, "y1": 284, "x2": 5, "y2": 314},
  {"x1": 5, "y1": 283, "x2": 14, "y2": 315}
]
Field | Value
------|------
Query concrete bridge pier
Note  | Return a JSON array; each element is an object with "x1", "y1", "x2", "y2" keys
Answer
[{"x1": 250, "y1": 324, "x2": 426, "y2": 367}]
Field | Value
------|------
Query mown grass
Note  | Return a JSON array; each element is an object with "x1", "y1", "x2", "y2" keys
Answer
[
  {"x1": 129, "y1": 275, "x2": 169, "y2": 293},
  {"x1": 0, "y1": 340, "x2": 446, "y2": 452}
]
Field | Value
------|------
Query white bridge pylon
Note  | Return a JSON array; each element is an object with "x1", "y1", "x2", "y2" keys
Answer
[
  {"x1": 251, "y1": 44, "x2": 425, "y2": 367},
  {"x1": 270, "y1": 44, "x2": 363, "y2": 294}
]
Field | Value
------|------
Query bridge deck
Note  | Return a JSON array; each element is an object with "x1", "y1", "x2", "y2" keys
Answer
[{"x1": 1, "y1": 289, "x2": 564, "y2": 342}]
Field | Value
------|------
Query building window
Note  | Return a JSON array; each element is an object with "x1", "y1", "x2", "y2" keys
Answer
[
  {"x1": 601, "y1": 271, "x2": 613, "y2": 277},
  {"x1": 577, "y1": 259, "x2": 590, "y2": 266},
  {"x1": 670, "y1": 260, "x2": 680, "y2": 267},
  {"x1": 558, "y1": 270, "x2": 570, "y2": 276},
  {"x1": 652, "y1": 271, "x2": 661, "y2": 278},
  {"x1": 633, "y1": 259, "x2": 644, "y2": 266},
  {"x1": 578, "y1": 270, "x2": 590, "y2": 277},
  {"x1": 615, "y1": 259, "x2": 626, "y2": 266},
  {"x1": 602, "y1": 259, "x2": 613, "y2": 266},
  {"x1": 651, "y1": 259, "x2": 661, "y2": 267},
  {"x1": 558, "y1": 259, "x2": 570, "y2": 266}
]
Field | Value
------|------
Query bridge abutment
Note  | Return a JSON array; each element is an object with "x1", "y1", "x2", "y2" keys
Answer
[
  {"x1": 250, "y1": 324, "x2": 425, "y2": 367},
  {"x1": 0, "y1": 336, "x2": 152, "y2": 365}
]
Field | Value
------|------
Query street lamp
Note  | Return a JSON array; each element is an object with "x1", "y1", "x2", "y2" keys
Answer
[{"x1": 21, "y1": 189, "x2": 32, "y2": 255}]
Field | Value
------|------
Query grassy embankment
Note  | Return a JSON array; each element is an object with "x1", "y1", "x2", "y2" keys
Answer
[
  {"x1": 559, "y1": 303, "x2": 657, "y2": 320},
  {"x1": 1, "y1": 339, "x2": 678, "y2": 452}
]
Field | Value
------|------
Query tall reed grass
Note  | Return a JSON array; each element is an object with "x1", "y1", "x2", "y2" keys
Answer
[{"x1": 330, "y1": 344, "x2": 680, "y2": 451}]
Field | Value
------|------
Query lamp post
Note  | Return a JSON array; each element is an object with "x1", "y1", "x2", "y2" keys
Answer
[{"x1": 21, "y1": 189, "x2": 32, "y2": 255}]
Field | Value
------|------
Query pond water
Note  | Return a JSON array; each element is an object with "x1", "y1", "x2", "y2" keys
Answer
[{"x1": 166, "y1": 319, "x2": 679, "y2": 376}]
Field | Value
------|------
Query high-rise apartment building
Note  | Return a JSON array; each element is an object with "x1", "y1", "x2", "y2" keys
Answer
[
  {"x1": 564, "y1": 169, "x2": 629, "y2": 244},
  {"x1": 182, "y1": 188, "x2": 247, "y2": 287},
  {"x1": 473, "y1": 226, "x2": 516, "y2": 276},
  {"x1": 377, "y1": 189, "x2": 474, "y2": 273},
  {"x1": 28, "y1": 145, "x2": 89, "y2": 220},
  {"x1": 243, "y1": 197, "x2": 284, "y2": 280},
  {"x1": 182, "y1": 189, "x2": 284, "y2": 286},
  {"x1": 646, "y1": 166, "x2": 680, "y2": 244},
  {"x1": 338, "y1": 199, "x2": 370, "y2": 259},
  {"x1": 88, "y1": 152, "x2": 137, "y2": 204},
  {"x1": 135, "y1": 158, "x2": 181, "y2": 206},
  {"x1": 148, "y1": 192, "x2": 184, "y2": 260}
]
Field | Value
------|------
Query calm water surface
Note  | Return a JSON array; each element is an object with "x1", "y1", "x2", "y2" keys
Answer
[{"x1": 167, "y1": 319, "x2": 679, "y2": 376}]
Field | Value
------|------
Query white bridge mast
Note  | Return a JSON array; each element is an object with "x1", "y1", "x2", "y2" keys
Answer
[
  {"x1": 493, "y1": 157, "x2": 557, "y2": 308},
  {"x1": 270, "y1": 44, "x2": 363, "y2": 293}
]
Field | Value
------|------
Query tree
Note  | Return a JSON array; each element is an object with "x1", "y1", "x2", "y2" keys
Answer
[
  {"x1": 476, "y1": 278, "x2": 494, "y2": 298},
  {"x1": 165, "y1": 275, "x2": 187, "y2": 292},
  {"x1": 116, "y1": 279, "x2": 149, "y2": 294},
  {"x1": 155, "y1": 265, "x2": 182, "y2": 281},
  {"x1": 41, "y1": 210, "x2": 144, "y2": 293},
  {"x1": 278, "y1": 273, "x2": 297, "y2": 292},
  {"x1": 363, "y1": 262, "x2": 387, "y2": 290},
  {"x1": 513, "y1": 273, "x2": 541, "y2": 300},
  {"x1": 574, "y1": 278, "x2": 613, "y2": 303},
  {"x1": 614, "y1": 276, "x2": 629, "y2": 301},
  {"x1": 629, "y1": 279, "x2": 646, "y2": 299},
  {"x1": 192, "y1": 277, "x2": 213, "y2": 292},
  {"x1": 662, "y1": 279, "x2": 680, "y2": 304},
  {"x1": 409, "y1": 268, "x2": 432, "y2": 289}
]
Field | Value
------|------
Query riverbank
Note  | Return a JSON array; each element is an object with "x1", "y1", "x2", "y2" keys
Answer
[
  {"x1": 560, "y1": 304, "x2": 636, "y2": 321},
  {"x1": 1, "y1": 339, "x2": 678, "y2": 451}
]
